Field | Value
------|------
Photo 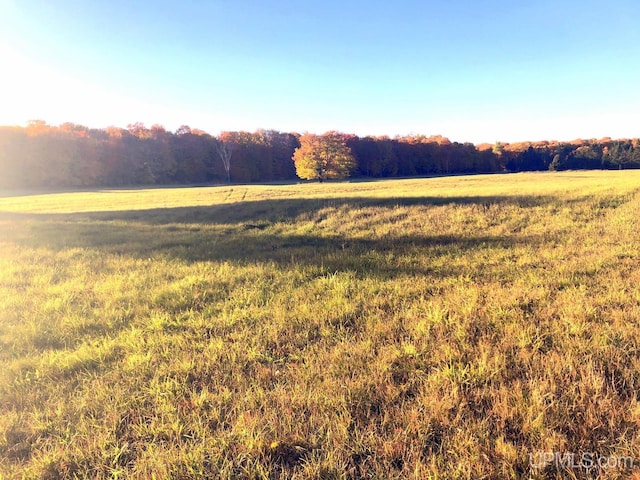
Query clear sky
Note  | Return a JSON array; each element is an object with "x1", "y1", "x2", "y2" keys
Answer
[{"x1": 1, "y1": 0, "x2": 639, "y2": 143}]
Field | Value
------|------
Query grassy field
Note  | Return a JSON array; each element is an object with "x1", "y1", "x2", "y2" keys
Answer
[{"x1": 1, "y1": 171, "x2": 640, "y2": 479}]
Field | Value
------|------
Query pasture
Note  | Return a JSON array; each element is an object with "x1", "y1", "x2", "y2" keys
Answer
[{"x1": 1, "y1": 171, "x2": 640, "y2": 478}]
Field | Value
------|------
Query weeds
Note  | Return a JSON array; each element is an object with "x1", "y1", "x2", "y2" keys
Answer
[{"x1": 1, "y1": 171, "x2": 640, "y2": 478}]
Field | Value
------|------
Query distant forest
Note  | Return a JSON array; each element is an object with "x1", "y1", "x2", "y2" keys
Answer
[{"x1": 2, "y1": 121, "x2": 640, "y2": 188}]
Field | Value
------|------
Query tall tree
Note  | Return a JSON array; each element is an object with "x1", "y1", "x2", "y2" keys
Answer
[
  {"x1": 292, "y1": 132, "x2": 356, "y2": 181},
  {"x1": 216, "y1": 134, "x2": 235, "y2": 184}
]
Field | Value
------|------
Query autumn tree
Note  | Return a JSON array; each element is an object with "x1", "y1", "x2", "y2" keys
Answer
[
  {"x1": 4, "y1": 122, "x2": 640, "y2": 189},
  {"x1": 292, "y1": 132, "x2": 356, "y2": 181}
]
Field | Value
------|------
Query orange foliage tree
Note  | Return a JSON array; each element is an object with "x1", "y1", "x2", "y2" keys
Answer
[{"x1": 292, "y1": 132, "x2": 356, "y2": 181}]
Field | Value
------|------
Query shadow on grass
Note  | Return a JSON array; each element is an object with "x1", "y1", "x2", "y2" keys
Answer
[
  {"x1": 6, "y1": 194, "x2": 558, "y2": 222},
  {"x1": 1, "y1": 195, "x2": 551, "y2": 279}
]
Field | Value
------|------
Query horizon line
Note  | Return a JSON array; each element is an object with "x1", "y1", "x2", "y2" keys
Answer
[{"x1": 1, "y1": 119, "x2": 635, "y2": 147}]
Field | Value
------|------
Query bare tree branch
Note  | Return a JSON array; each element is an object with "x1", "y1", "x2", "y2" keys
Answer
[{"x1": 216, "y1": 141, "x2": 234, "y2": 184}]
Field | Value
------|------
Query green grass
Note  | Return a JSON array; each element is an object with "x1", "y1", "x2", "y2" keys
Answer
[{"x1": 1, "y1": 171, "x2": 640, "y2": 479}]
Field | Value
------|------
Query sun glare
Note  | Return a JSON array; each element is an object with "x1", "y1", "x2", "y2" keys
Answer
[{"x1": 0, "y1": 45, "x2": 180, "y2": 130}]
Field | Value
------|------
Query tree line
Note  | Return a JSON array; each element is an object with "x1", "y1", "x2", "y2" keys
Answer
[{"x1": 1, "y1": 121, "x2": 639, "y2": 189}]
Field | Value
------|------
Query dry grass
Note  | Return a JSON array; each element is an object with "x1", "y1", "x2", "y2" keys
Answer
[{"x1": 1, "y1": 171, "x2": 640, "y2": 479}]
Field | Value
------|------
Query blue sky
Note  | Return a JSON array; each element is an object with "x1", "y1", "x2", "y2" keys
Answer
[{"x1": 1, "y1": 0, "x2": 639, "y2": 143}]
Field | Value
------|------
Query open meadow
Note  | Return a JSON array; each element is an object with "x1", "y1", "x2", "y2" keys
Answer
[{"x1": 2, "y1": 171, "x2": 640, "y2": 479}]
